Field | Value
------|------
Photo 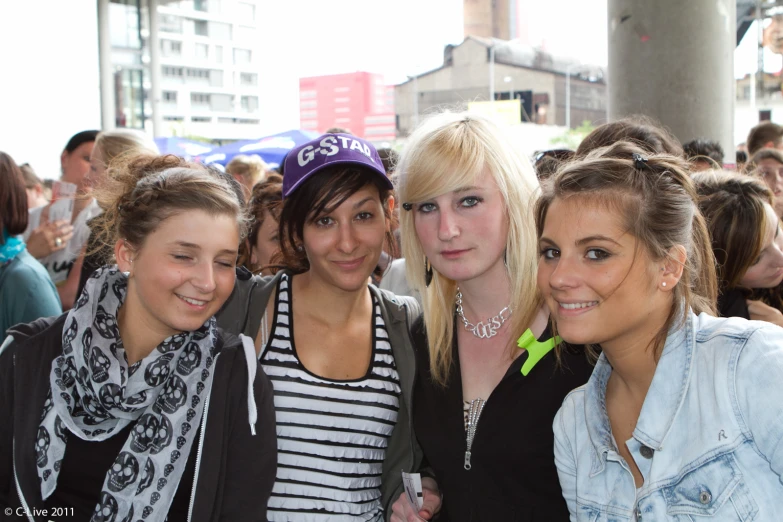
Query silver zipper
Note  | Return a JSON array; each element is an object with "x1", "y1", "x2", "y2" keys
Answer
[
  {"x1": 187, "y1": 364, "x2": 216, "y2": 522},
  {"x1": 464, "y1": 399, "x2": 487, "y2": 470},
  {"x1": 13, "y1": 438, "x2": 35, "y2": 522}
]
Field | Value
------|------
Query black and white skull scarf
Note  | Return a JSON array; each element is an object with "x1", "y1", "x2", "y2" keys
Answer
[{"x1": 37, "y1": 266, "x2": 218, "y2": 522}]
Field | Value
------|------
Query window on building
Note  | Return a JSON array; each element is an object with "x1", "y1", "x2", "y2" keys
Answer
[
  {"x1": 191, "y1": 116, "x2": 211, "y2": 122},
  {"x1": 300, "y1": 90, "x2": 316, "y2": 99},
  {"x1": 237, "y1": 2, "x2": 255, "y2": 20},
  {"x1": 191, "y1": 93, "x2": 211, "y2": 104},
  {"x1": 233, "y1": 48, "x2": 252, "y2": 64},
  {"x1": 163, "y1": 66, "x2": 184, "y2": 77},
  {"x1": 335, "y1": 118, "x2": 351, "y2": 123},
  {"x1": 163, "y1": 116, "x2": 184, "y2": 122},
  {"x1": 240, "y1": 72, "x2": 258, "y2": 86},
  {"x1": 193, "y1": 0, "x2": 208, "y2": 11},
  {"x1": 334, "y1": 97, "x2": 349, "y2": 103},
  {"x1": 218, "y1": 117, "x2": 260, "y2": 124},
  {"x1": 334, "y1": 87, "x2": 350, "y2": 93},
  {"x1": 194, "y1": 20, "x2": 208, "y2": 36},
  {"x1": 160, "y1": 14, "x2": 183, "y2": 33},
  {"x1": 186, "y1": 68, "x2": 209, "y2": 79},
  {"x1": 335, "y1": 107, "x2": 350, "y2": 113},
  {"x1": 300, "y1": 110, "x2": 318, "y2": 119},
  {"x1": 195, "y1": 43, "x2": 208, "y2": 59},
  {"x1": 215, "y1": 45, "x2": 223, "y2": 63},
  {"x1": 300, "y1": 100, "x2": 317, "y2": 109},
  {"x1": 210, "y1": 22, "x2": 232, "y2": 40},
  {"x1": 163, "y1": 91, "x2": 177, "y2": 102},
  {"x1": 241, "y1": 96, "x2": 259, "y2": 112},
  {"x1": 161, "y1": 40, "x2": 182, "y2": 57},
  {"x1": 211, "y1": 93, "x2": 233, "y2": 112},
  {"x1": 301, "y1": 120, "x2": 318, "y2": 129}
]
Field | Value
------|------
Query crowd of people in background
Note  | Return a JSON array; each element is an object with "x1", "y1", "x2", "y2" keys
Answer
[{"x1": 2, "y1": 112, "x2": 783, "y2": 521}]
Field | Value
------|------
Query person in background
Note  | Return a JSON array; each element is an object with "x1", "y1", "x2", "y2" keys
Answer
[
  {"x1": 682, "y1": 137, "x2": 724, "y2": 171},
  {"x1": 541, "y1": 142, "x2": 783, "y2": 520},
  {"x1": 0, "y1": 154, "x2": 276, "y2": 522},
  {"x1": 23, "y1": 131, "x2": 99, "y2": 309},
  {"x1": 217, "y1": 133, "x2": 422, "y2": 521},
  {"x1": 576, "y1": 115, "x2": 684, "y2": 157},
  {"x1": 746, "y1": 120, "x2": 783, "y2": 155},
  {"x1": 0, "y1": 152, "x2": 61, "y2": 337},
  {"x1": 238, "y1": 173, "x2": 283, "y2": 275},
  {"x1": 226, "y1": 154, "x2": 268, "y2": 202},
  {"x1": 533, "y1": 149, "x2": 575, "y2": 181},
  {"x1": 748, "y1": 148, "x2": 783, "y2": 219},
  {"x1": 19, "y1": 163, "x2": 49, "y2": 209},
  {"x1": 694, "y1": 170, "x2": 783, "y2": 325},
  {"x1": 391, "y1": 112, "x2": 593, "y2": 521},
  {"x1": 76, "y1": 129, "x2": 160, "y2": 298}
]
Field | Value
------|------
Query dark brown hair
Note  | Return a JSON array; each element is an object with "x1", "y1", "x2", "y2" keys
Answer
[
  {"x1": 747, "y1": 122, "x2": 783, "y2": 156},
  {"x1": 748, "y1": 147, "x2": 783, "y2": 173},
  {"x1": 536, "y1": 141, "x2": 717, "y2": 358},
  {"x1": 0, "y1": 152, "x2": 29, "y2": 236},
  {"x1": 92, "y1": 154, "x2": 248, "y2": 261},
  {"x1": 239, "y1": 173, "x2": 283, "y2": 270},
  {"x1": 576, "y1": 115, "x2": 684, "y2": 158},
  {"x1": 276, "y1": 166, "x2": 395, "y2": 274},
  {"x1": 693, "y1": 170, "x2": 774, "y2": 289}
]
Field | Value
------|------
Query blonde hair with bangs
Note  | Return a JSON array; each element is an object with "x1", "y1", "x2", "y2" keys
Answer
[{"x1": 396, "y1": 111, "x2": 542, "y2": 386}]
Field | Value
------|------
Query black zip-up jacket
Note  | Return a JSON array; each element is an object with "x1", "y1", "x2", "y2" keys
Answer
[{"x1": 0, "y1": 314, "x2": 277, "y2": 522}]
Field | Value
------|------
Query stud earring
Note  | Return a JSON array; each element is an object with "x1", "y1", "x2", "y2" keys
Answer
[
  {"x1": 661, "y1": 282, "x2": 667, "y2": 287},
  {"x1": 425, "y1": 256, "x2": 433, "y2": 287}
]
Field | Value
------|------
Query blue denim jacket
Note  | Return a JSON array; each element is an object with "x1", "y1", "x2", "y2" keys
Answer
[{"x1": 554, "y1": 311, "x2": 783, "y2": 521}]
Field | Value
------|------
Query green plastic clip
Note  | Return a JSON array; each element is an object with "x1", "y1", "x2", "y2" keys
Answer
[{"x1": 517, "y1": 329, "x2": 561, "y2": 376}]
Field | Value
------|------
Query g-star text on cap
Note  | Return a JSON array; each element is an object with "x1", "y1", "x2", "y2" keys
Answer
[{"x1": 297, "y1": 136, "x2": 376, "y2": 167}]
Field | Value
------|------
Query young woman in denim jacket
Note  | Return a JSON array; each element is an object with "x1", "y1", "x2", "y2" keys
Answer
[{"x1": 537, "y1": 141, "x2": 783, "y2": 520}]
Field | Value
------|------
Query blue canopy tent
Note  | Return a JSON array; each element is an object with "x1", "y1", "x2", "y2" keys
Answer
[
  {"x1": 197, "y1": 130, "x2": 319, "y2": 169},
  {"x1": 154, "y1": 137, "x2": 214, "y2": 159}
]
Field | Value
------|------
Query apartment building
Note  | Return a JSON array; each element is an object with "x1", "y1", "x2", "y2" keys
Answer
[{"x1": 109, "y1": 0, "x2": 262, "y2": 140}]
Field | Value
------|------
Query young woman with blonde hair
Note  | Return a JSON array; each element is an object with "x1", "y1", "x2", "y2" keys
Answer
[
  {"x1": 226, "y1": 154, "x2": 268, "y2": 201},
  {"x1": 390, "y1": 112, "x2": 592, "y2": 521}
]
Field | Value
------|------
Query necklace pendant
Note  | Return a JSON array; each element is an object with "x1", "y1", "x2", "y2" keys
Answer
[{"x1": 464, "y1": 450, "x2": 472, "y2": 470}]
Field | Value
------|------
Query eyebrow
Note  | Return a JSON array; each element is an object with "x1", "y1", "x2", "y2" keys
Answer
[
  {"x1": 171, "y1": 241, "x2": 237, "y2": 256},
  {"x1": 575, "y1": 235, "x2": 623, "y2": 247},
  {"x1": 352, "y1": 196, "x2": 375, "y2": 209},
  {"x1": 455, "y1": 186, "x2": 482, "y2": 194}
]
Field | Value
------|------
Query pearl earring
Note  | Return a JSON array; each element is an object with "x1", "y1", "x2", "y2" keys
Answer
[{"x1": 661, "y1": 282, "x2": 667, "y2": 287}]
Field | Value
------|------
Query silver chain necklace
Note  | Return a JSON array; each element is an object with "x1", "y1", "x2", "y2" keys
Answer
[{"x1": 455, "y1": 288, "x2": 512, "y2": 339}]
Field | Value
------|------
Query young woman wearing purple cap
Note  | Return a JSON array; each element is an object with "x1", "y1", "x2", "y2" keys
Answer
[
  {"x1": 217, "y1": 133, "x2": 423, "y2": 522},
  {"x1": 390, "y1": 112, "x2": 593, "y2": 522}
]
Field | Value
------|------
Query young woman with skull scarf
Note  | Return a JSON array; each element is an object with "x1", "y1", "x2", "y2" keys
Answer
[{"x1": 0, "y1": 155, "x2": 277, "y2": 522}]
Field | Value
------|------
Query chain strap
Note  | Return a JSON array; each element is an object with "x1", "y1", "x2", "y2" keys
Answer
[{"x1": 456, "y1": 289, "x2": 512, "y2": 339}]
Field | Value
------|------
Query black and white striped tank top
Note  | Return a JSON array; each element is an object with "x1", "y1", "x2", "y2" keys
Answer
[{"x1": 261, "y1": 273, "x2": 402, "y2": 521}]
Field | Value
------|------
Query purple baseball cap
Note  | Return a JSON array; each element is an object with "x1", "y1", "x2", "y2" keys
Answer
[{"x1": 282, "y1": 133, "x2": 392, "y2": 198}]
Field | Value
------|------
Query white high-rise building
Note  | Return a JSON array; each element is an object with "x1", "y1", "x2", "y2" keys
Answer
[{"x1": 108, "y1": 0, "x2": 263, "y2": 141}]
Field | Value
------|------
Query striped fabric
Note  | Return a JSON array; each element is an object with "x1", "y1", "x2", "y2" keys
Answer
[{"x1": 262, "y1": 274, "x2": 401, "y2": 521}]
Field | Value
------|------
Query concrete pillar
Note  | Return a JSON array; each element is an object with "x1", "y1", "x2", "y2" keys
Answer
[
  {"x1": 97, "y1": 0, "x2": 115, "y2": 131},
  {"x1": 148, "y1": 0, "x2": 163, "y2": 137},
  {"x1": 608, "y1": 0, "x2": 736, "y2": 163}
]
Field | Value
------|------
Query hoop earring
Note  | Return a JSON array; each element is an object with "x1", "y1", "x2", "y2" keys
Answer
[{"x1": 425, "y1": 256, "x2": 433, "y2": 287}]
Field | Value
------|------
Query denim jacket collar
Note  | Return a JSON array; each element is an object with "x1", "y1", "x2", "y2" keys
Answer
[{"x1": 584, "y1": 311, "x2": 696, "y2": 476}]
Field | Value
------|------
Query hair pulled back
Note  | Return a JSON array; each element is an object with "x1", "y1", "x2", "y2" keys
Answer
[
  {"x1": 536, "y1": 141, "x2": 717, "y2": 356},
  {"x1": 693, "y1": 170, "x2": 774, "y2": 290},
  {"x1": 92, "y1": 154, "x2": 248, "y2": 259}
]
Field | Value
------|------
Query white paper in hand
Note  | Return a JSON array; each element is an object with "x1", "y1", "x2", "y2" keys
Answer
[{"x1": 401, "y1": 471, "x2": 423, "y2": 511}]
